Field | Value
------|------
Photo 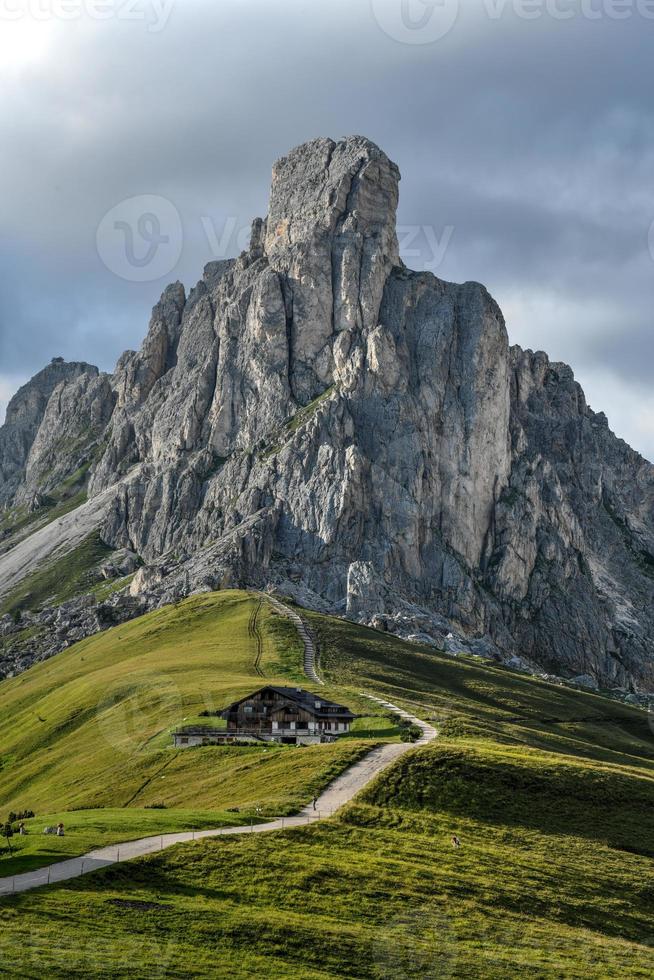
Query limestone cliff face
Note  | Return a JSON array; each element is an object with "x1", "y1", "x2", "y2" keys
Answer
[
  {"x1": 0, "y1": 359, "x2": 102, "y2": 508},
  {"x1": 490, "y1": 349, "x2": 654, "y2": 683},
  {"x1": 1, "y1": 136, "x2": 652, "y2": 689}
]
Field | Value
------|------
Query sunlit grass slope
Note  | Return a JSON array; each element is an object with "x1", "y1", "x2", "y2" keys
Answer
[
  {"x1": 0, "y1": 807, "x2": 252, "y2": 878},
  {"x1": 309, "y1": 609, "x2": 654, "y2": 773},
  {"x1": 0, "y1": 591, "x2": 376, "y2": 817},
  {"x1": 2, "y1": 590, "x2": 651, "y2": 821},
  {"x1": 2, "y1": 738, "x2": 653, "y2": 978},
  {"x1": 1, "y1": 591, "x2": 653, "y2": 977}
]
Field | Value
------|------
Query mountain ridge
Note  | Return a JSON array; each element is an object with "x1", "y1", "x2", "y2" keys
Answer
[{"x1": 1, "y1": 135, "x2": 653, "y2": 690}]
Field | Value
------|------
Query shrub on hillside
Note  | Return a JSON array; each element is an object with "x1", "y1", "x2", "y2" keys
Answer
[
  {"x1": 7, "y1": 809, "x2": 34, "y2": 823},
  {"x1": 400, "y1": 724, "x2": 423, "y2": 743}
]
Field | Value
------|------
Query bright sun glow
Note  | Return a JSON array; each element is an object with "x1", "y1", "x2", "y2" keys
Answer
[{"x1": 0, "y1": 18, "x2": 57, "y2": 73}]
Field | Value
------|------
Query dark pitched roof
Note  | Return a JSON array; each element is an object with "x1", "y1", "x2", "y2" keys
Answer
[{"x1": 224, "y1": 686, "x2": 355, "y2": 718}]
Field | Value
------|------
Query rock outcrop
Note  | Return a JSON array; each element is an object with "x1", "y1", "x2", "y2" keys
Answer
[
  {"x1": 1, "y1": 136, "x2": 652, "y2": 690},
  {"x1": 0, "y1": 359, "x2": 100, "y2": 507}
]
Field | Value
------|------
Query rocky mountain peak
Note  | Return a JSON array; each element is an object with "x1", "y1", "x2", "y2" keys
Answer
[
  {"x1": 0, "y1": 359, "x2": 99, "y2": 506},
  {"x1": 256, "y1": 136, "x2": 401, "y2": 403},
  {"x1": 1, "y1": 136, "x2": 653, "y2": 693},
  {"x1": 4, "y1": 359, "x2": 97, "y2": 429},
  {"x1": 265, "y1": 135, "x2": 400, "y2": 268},
  {"x1": 112, "y1": 281, "x2": 186, "y2": 411}
]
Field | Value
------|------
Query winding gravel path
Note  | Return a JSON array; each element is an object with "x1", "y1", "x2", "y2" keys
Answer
[
  {"x1": 264, "y1": 593, "x2": 323, "y2": 685},
  {"x1": 0, "y1": 697, "x2": 436, "y2": 897}
]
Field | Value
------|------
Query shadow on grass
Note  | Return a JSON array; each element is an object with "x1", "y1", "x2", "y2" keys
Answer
[
  {"x1": 359, "y1": 746, "x2": 654, "y2": 858},
  {"x1": 0, "y1": 849, "x2": 69, "y2": 878},
  {"x1": 342, "y1": 726, "x2": 401, "y2": 740}
]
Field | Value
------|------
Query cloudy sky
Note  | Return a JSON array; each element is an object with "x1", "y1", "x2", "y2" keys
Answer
[{"x1": 1, "y1": 0, "x2": 653, "y2": 459}]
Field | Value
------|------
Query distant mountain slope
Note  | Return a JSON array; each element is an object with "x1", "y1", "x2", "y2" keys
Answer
[{"x1": 1, "y1": 136, "x2": 652, "y2": 688}]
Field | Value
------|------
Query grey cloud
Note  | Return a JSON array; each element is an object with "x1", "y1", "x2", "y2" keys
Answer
[{"x1": 0, "y1": 0, "x2": 653, "y2": 457}]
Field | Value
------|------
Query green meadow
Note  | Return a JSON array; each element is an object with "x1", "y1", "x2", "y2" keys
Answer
[
  {"x1": 0, "y1": 592, "x2": 382, "y2": 820},
  {"x1": 0, "y1": 590, "x2": 653, "y2": 977},
  {"x1": 0, "y1": 591, "x2": 383, "y2": 883},
  {"x1": 0, "y1": 808, "x2": 253, "y2": 877}
]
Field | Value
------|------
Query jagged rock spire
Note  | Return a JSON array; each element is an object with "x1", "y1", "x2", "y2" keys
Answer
[
  {"x1": 264, "y1": 136, "x2": 401, "y2": 401},
  {"x1": 1, "y1": 136, "x2": 654, "y2": 692}
]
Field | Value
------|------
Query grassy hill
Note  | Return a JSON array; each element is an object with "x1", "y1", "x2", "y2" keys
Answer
[
  {"x1": 1, "y1": 590, "x2": 653, "y2": 977},
  {"x1": 3, "y1": 749, "x2": 651, "y2": 979},
  {"x1": 0, "y1": 592, "x2": 386, "y2": 876},
  {"x1": 309, "y1": 610, "x2": 654, "y2": 772},
  {"x1": 0, "y1": 592, "x2": 380, "y2": 815}
]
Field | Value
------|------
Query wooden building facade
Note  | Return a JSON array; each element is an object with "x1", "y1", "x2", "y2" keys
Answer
[{"x1": 222, "y1": 686, "x2": 355, "y2": 744}]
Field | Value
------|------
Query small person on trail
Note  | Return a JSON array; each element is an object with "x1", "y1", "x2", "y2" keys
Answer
[
  {"x1": 312, "y1": 795, "x2": 318, "y2": 811},
  {"x1": 18, "y1": 821, "x2": 26, "y2": 835},
  {"x1": 451, "y1": 835, "x2": 461, "y2": 848},
  {"x1": 56, "y1": 822, "x2": 65, "y2": 837}
]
